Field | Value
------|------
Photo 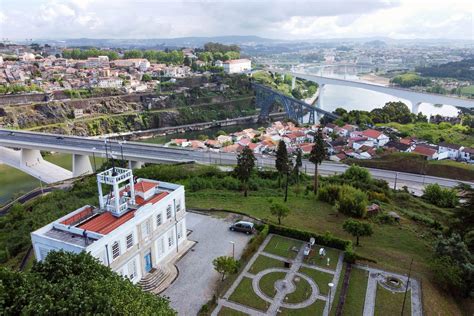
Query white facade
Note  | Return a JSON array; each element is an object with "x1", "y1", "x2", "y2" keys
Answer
[
  {"x1": 223, "y1": 59, "x2": 251, "y2": 74},
  {"x1": 31, "y1": 167, "x2": 187, "y2": 284}
]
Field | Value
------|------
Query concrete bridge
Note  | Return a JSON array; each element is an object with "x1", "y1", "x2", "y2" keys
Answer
[
  {"x1": 1, "y1": 129, "x2": 472, "y2": 194},
  {"x1": 289, "y1": 72, "x2": 474, "y2": 114}
]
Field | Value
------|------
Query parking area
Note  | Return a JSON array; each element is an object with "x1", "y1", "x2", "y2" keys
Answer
[{"x1": 162, "y1": 212, "x2": 252, "y2": 315}]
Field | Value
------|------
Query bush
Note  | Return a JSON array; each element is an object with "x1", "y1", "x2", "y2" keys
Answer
[
  {"x1": 423, "y1": 183, "x2": 459, "y2": 208},
  {"x1": 342, "y1": 165, "x2": 372, "y2": 183},
  {"x1": 368, "y1": 191, "x2": 389, "y2": 203},
  {"x1": 241, "y1": 225, "x2": 269, "y2": 261},
  {"x1": 317, "y1": 184, "x2": 341, "y2": 205},
  {"x1": 338, "y1": 185, "x2": 368, "y2": 218},
  {"x1": 220, "y1": 176, "x2": 241, "y2": 191}
]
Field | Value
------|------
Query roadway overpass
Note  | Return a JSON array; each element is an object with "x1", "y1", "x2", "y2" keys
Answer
[
  {"x1": 289, "y1": 72, "x2": 474, "y2": 114},
  {"x1": 0, "y1": 129, "x2": 472, "y2": 195}
]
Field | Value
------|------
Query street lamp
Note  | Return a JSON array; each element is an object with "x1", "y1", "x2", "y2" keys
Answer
[
  {"x1": 38, "y1": 176, "x2": 44, "y2": 195},
  {"x1": 229, "y1": 241, "x2": 235, "y2": 258},
  {"x1": 328, "y1": 282, "x2": 334, "y2": 313}
]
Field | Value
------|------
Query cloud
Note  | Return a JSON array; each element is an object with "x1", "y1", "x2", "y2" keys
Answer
[{"x1": 0, "y1": 0, "x2": 471, "y2": 40}]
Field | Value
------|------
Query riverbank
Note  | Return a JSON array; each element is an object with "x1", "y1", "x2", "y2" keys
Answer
[{"x1": 359, "y1": 73, "x2": 390, "y2": 86}]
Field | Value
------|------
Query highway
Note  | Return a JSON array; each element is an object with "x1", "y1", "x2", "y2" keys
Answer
[{"x1": 1, "y1": 129, "x2": 473, "y2": 194}]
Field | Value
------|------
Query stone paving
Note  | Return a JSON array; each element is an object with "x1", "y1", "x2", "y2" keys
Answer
[
  {"x1": 356, "y1": 264, "x2": 423, "y2": 316},
  {"x1": 212, "y1": 234, "x2": 343, "y2": 316}
]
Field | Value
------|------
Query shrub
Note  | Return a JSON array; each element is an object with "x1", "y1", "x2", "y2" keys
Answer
[
  {"x1": 241, "y1": 225, "x2": 269, "y2": 261},
  {"x1": 317, "y1": 184, "x2": 341, "y2": 205},
  {"x1": 338, "y1": 185, "x2": 368, "y2": 218},
  {"x1": 368, "y1": 191, "x2": 389, "y2": 203},
  {"x1": 220, "y1": 176, "x2": 241, "y2": 191},
  {"x1": 342, "y1": 165, "x2": 372, "y2": 183},
  {"x1": 423, "y1": 183, "x2": 459, "y2": 208}
]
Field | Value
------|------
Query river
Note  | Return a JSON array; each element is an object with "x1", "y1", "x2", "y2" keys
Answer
[{"x1": 302, "y1": 65, "x2": 461, "y2": 117}]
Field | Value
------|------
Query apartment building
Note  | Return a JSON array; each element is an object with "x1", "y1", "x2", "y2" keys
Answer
[
  {"x1": 223, "y1": 59, "x2": 251, "y2": 74},
  {"x1": 31, "y1": 167, "x2": 187, "y2": 284}
]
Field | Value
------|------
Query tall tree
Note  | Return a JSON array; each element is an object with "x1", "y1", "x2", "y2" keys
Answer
[
  {"x1": 0, "y1": 251, "x2": 175, "y2": 315},
  {"x1": 275, "y1": 140, "x2": 289, "y2": 187},
  {"x1": 342, "y1": 219, "x2": 373, "y2": 246},
  {"x1": 270, "y1": 202, "x2": 290, "y2": 225},
  {"x1": 234, "y1": 146, "x2": 256, "y2": 197},
  {"x1": 213, "y1": 256, "x2": 240, "y2": 281},
  {"x1": 309, "y1": 129, "x2": 326, "y2": 194},
  {"x1": 293, "y1": 148, "x2": 303, "y2": 185}
]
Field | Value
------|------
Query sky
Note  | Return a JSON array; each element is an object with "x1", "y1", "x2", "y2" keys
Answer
[{"x1": 0, "y1": 0, "x2": 472, "y2": 40}]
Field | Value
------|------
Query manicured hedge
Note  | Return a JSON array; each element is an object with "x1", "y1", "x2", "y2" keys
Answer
[{"x1": 241, "y1": 224, "x2": 269, "y2": 261}]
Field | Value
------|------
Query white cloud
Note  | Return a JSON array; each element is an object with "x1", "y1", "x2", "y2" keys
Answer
[{"x1": 0, "y1": 0, "x2": 472, "y2": 40}]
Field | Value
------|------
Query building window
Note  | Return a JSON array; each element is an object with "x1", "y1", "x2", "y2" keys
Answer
[
  {"x1": 177, "y1": 222, "x2": 183, "y2": 239},
  {"x1": 166, "y1": 205, "x2": 172, "y2": 219},
  {"x1": 112, "y1": 241, "x2": 120, "y2": 260},
  {"x1": 156, "y1": 213, "x2": 162, "y2": 227},
  {"x1": 176, "y1": 200, "x2": 181, "y2": 212},
  {"x1": 168, "y1": 232, "x2": 174, "y2": 247},
  {"x1": 141, "y1": 218, "x2": 152, "y2": 238},
  {"x1": 126, "y1": 233, "x2": 134, "y2": 249},
  {"x1": 128, "y1": 259, "x2": 137, "y2": 280}
]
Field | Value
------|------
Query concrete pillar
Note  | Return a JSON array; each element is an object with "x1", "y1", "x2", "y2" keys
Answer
[
  {"x1": 316, "y1": 84, "x2": 325, "y2": 109},
  {"x1": 72, "y1": 154, "x2": 93, "y2": 177},
  {"x1": 20, "y1": 148, "x2": 43, "y2": 167},
  {"x1": 128, "y1": 160, "x2": 144, "y2": 169},
  {"x1": 291, "y1": 76, "x2": 296, "y2": 90},
  {"x1": 411, "y1": 101, "x2": 422, "y2": 114}
]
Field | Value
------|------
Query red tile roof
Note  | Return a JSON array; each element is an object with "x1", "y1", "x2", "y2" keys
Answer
[
  {"x1": 361, "y1": 129, "x2": 382, "y2": 139},
  {"x1": 413, "y1": 145, "x2": 437, "y2": 157},
  {"x1": 61, "y1": 207, "x2": 94, "y2": 226},
  {"x1": 134, "y1": 181, "x2": 156, "y2": 193},
  {"x1": 135, "y1": 191, "x2": 168, "y2": 206},
  {"x1": 79, "y1": 210, "x2": 136, "y2": 234}
]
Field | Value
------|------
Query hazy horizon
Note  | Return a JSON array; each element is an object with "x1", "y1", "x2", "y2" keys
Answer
[{"x1": 1, "y1": 0, "x2": 472, "y2": 41}]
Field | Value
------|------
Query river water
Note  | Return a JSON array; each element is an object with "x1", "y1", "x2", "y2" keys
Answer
[{"x1": 303, "y1": 65, "x2": 461, "y2": 117}]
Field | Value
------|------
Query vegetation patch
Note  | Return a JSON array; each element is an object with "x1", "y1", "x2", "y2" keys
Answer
[
  {"x1": 228, "y1": 277, "x2": 270, "y2": 311},
  {"x1": 249, "y1": 255, "x2": 285, "y2": 274},
  {"x1": 263, "y1": 235, "x2": 303, "y2": 259},
  {"x1": 259, "y1": 271, "x2": 287, "y2": 298},
  {"x1": 341, "y1": 268, "x2": 368, "y2": 315},
  {"x1": 298, "y1": 267, "x2": 334, "y2": 295},
  {"x1": 374, "y1": 284, "x2": 411, "y2": 316}
]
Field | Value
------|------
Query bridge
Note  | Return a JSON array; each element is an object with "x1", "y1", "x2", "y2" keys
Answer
[
  {"x1": 288, "y1": 72, "x2": 474, "y2": 114},
  {"x1": 252, "y1": 83, "x2": 338, "y2": 124},
  {"x1": 0, "y1": 129, "x2": 472, "y2": 195}
]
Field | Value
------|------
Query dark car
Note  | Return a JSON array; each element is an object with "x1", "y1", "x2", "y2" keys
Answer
[
  {"x1": 229, "y1": 221, "x2": 255, "y2": 234},
  {"x1": 56, "y1": 136, "x2": 64, "y2": 140}
]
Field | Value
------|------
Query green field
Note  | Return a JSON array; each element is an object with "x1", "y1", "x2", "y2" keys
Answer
[
  {"x1": 342, "y1": 268, "x2": 369, "y2": 315},
  {"x1": 374, "y1": 285, "x2": 411, "y2": 316},
  {"x1": 299, "y1": 267, "x2": 334, "y2": 296},
  {"x1": 284, "y1": 275, "x2": 313, "y2": 303},
  {"x1": 217, "y1": 307, "x2": 249, "y2": 316},
  {"x1": 249, "y1": 255, "x2": 285, "y2": 274},
  {"x1": 278, "y1": 299, "x2": 326, "y2": 316},
  {"x1": 460, "y1": 85, "x2": 474, "y2": 97},
  {"x1": 259, "y1": 271, "x2": 286, "y2": 298},
  {"x1": 263, "y1": 235, "x2": 303, "y2": 259}
]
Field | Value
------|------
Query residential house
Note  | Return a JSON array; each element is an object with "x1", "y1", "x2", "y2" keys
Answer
[
  {"x1": 31, "y1": 167, "x2": 189, "y2": 284},
  {"x1": 222, "y1": 59, "x2": 251, "y2": 74},
  {"x1": 460, "y1": 147, "x2": 474, "y2": 163},
  {"x1": 360, "y1": 129, "x2": 389, "y2": 147},
  {"x1": 413, "y1": 145, "x2": 439, "y2": 160},
  {"x1": 438, "y1": 142, "x2": 463, "y2": 160}
]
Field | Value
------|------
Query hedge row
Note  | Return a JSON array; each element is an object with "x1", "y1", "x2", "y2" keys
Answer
[{"x1": 241, "y1": 224, "x2": 269, "y2": 262}]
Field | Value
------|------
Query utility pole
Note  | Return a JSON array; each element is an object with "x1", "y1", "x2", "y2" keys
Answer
[
  {"x1": 92, "y1": 147, "x2": 97, "y2": 172},
  {"x1": 394, "y1": 172, "x2": 398, "y2": 190},
  {"x1": 401, "y1": 258, "x2": 413, "y2": 316}
]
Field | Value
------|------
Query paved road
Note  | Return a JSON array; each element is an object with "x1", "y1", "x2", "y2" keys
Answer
[
  {"x1": 162, "y1": 212, "x2": 252, "y2": 316},
  {"x1": 1, "y1": 129, "x2": 472, "y2": 194}
]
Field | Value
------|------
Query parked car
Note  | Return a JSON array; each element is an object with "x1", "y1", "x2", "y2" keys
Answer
[{"x1": 229, "y1": 221, "x2": 255, "y2": 234}]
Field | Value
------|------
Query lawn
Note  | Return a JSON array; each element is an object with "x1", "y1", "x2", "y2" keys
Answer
[
  {"x1": 259, "y1": 271, "x2": 287, "y2": 298},
  {"x1": 217, "y1": 307, "x2": 249, "y2": 316},
  {"x1": 249, "y1": 255, "x2": 285, "y2": 274},
  {"x1": 278, "y1": 299, "x2": 326, "y2": 316},
  {"x1": 374, "y1": 285, "x2": 411, "y2": 316},
  {"x1": 329, "y1": 263, "x2": 347, "y2": 316},
  {"x1": 228, "y1": 277, "x2": 270, "y2": 312},
  {"x1": 285, "y1": 275, "x2": 313, "y2": 304},
  {"x1": 299, "y1": 267, "x2": 334, "y2": 296},
  {"x1": 341, "y1": 268, "x2": 368, "y2": 315},
  {"x1": 304, "y1": 246, "x2": 340, "y2": 270},
  {"x1": 186, "y1": 188, "x2": 459, "y2": 315},
  {"x1": 263, "y1": 235, "x2": 303, "y2": 260}
]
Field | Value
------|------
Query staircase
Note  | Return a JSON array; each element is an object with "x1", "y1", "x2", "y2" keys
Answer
[{"x1": 138, "y1": 263, "x2": 178, "y2": 294}]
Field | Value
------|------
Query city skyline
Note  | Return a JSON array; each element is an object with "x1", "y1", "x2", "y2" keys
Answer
[{"x1": 0, "y1": 0, "x2": 473, "y2": 41}]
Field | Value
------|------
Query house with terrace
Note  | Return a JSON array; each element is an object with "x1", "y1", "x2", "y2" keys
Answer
[{"x1": 31, "y1": 167, "x2": 190, "y2": 285}]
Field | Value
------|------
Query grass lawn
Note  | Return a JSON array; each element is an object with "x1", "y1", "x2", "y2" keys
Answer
[
  {"x1": 342, "y1": 268, "x2": 368, "y2": 315},
  {"x1": 278, "y1": 299, "x2": 326, "y2": 316},
  {"x1": 329, "y1": 263, "x2": 347, "y2": 316},
  {"x1": 285, "y1": 275, "x2": 313, "y2": 304},
  {"x1": 228, "y1": 277, "x2": 270, "y2": 312},
  {"x1": 259, "y1": 271, "x2": 287, "y2": 298},
  {"x1": 263, "y1": 235, "x2": 303, "y2": 260},
  {"x1": 249, "y1": 255, "x2": 285, "y2": 274},
  {"x1": 299, "y1": 267, "x2": 334, "y2": 296},
  {"x1": 374, "y1": 285, "x2": 411, "y2": 316},
  {"x1": 217, "y1": 307, "x2": 249, "y2": 316},
  {"x1": 304, "y1": 246, "x2": 340, "y2": 270}
]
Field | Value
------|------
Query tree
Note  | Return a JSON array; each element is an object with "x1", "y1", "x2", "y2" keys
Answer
[
  {"x1": 293, "y1": 148, "x2": 303, "y2": 186},
  {"x1": 141, "y1": 73, "x2": 152, "y2": 82},
  {"x1": 338, "y1": 185, "x2": 368, "y2": 218},
  {"x1": 423, "y1": 183, "x2": 459, "y2": 208},
  {"x1": 234, "y1": 146, "x2": 256, "y2": 197},
  {"x1": 309, "y1": 129, "x2": 326, "y2": 194},
  {"x1": 0, "y1": 251, "x2": 175, "y2": 315},
  {"x1": 270, "y1": 202, "x2": 290, "y2": 225},
  {"x1": 342, "y1": 219, "x2": 373, "y2": 246},
  {"x1": 275, "y1": 140, "x2": 289, "y2": 187},
  {"x1": 213, "y1": 256, "x2": 240, "y2": 281}
]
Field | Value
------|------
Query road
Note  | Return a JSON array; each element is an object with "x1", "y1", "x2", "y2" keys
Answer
[{"x1": 1, "y1": 129, "x2": 472, "y2": 194}]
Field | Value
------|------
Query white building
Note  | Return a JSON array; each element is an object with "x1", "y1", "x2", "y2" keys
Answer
[
  {"x1": 438, "y1": 142, "x2": 463, "y2": 160},
  {"x1": 31, "y1": 167, "x2": 188, "y2": 284},
  {"x1": 223, "y1": 59, "x2": 251, "y2": 74},
  {"x1": 97, "y1": 78, "x2": 123, "y2": 89}
]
